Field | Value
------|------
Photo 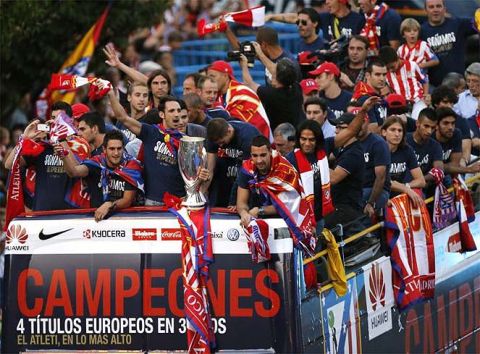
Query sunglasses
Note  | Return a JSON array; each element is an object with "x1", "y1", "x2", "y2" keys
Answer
[{"x1": 296, "y1": 19, "x2": 308, "y2": 26}]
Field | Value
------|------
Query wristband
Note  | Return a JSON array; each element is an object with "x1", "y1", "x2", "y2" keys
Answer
[{"x1": 258, "y1": 207, "x2": 265, "y2": 216}]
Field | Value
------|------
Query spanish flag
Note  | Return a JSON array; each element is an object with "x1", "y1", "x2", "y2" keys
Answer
[{"x1": 49, "y1": 5, "x2": 110, "y2": 104}]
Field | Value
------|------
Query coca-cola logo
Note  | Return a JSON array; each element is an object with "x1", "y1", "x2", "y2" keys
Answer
[
  {"x1": 132, "y1": 228, "x2": 157, "y2": 241},
  {"x1": 161, "y1": 228, "x2": 182, "y2": 241}
]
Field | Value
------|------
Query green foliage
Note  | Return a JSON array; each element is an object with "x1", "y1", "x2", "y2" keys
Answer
[{"x1": 0, "y1": 0, "x2": 166, "y2": 119}]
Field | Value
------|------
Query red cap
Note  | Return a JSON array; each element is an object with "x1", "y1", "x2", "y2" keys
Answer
[
  {"x1": 72, "y1": 103, "x2": 90, "y2": 119},
  {"x1": 309, "y1": 61, "x2": 340, "y2": 77},
  {"x1": 385, "y1": 93, "x2": 407, "y2": 108},
  {"x1": 208, "y1": 60, "x2": 234, "y2": 79},
  {"x1": 298, "y1": 51, "x2": 316, "y2": 65},
  {"x1": 300, "y1": 79, "x2": 319, "y2": 95}
]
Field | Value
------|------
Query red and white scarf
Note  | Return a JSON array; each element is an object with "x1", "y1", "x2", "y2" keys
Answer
[
  {"x1": 243, "y1": 218, "x2": 271, "y2": 263},
  {"x1": 453, "y1": 176, "x2": 477, "y2": 252},
  {"x1": 294, "y1": 148, "x2": 334, "y2": 218},
  {"x1": 164, "y1": 193, "x2": 215, "y2": 353},
  {"x1": 241, "y1": 150, "x2": 316, "y2": 255},
  {"x1": 385, "y1": 193, "x2": 435, "y2": 311},
  {"x1": 360, "y1": 2, "x2": 389, "y2": 53}
]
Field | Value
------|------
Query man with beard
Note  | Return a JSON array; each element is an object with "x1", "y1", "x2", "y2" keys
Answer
[
  {"x1": 433, "y1": 107, "x2": 480, "y2": 176},
  {"x1": 405, "y1": 108, "x2": 444, "y2": 194},
  {"x1": 340, "y1": 35, "x2": 370, "y2": 90}
]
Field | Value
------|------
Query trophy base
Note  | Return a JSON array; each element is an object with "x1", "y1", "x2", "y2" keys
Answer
[{"x1": 182, "y1": 193, "x2": 207, "y2": 209}]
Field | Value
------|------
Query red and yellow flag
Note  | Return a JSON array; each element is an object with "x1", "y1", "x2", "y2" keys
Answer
[{"x1": 49, "y1": 5, "x2": 110, "y2": 104}]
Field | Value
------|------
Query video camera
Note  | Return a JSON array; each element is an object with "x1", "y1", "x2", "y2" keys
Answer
[{"x1": 226, "y1": 41, "x2": 256, "y2": 67}]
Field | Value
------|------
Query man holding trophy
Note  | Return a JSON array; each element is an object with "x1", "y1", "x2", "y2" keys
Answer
[{"x1": 107, "y1": 86, "x2": 210, "y2": 205}]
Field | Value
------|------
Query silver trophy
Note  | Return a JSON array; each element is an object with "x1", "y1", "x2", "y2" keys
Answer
[{"x1": 178, "y1": 136, "x2": 208, "y2": 208}]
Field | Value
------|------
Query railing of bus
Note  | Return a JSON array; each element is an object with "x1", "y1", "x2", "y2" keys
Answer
[{"x1": 304, "y1": 173, "x2": 480, "y2": 292}]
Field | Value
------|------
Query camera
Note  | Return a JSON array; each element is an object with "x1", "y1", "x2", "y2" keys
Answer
[
  {"x1": 226, "y1": 41, "x2": 256, "y2": 67},
  {"x1": 37, "y1": 123, "x2": 50, "y2": 132}
]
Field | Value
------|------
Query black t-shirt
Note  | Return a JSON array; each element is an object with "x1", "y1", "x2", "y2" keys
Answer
[
  {"x1": 433, "y1": 128, "x2": 462, "y2": 163},
  {"x1": 360, "y1": 133, "x2": 391, "y2": 191},
  {"x1": 421, "y1": 17, "x2": 474, "y2": 86},
  {"x1": 257, "y1": 84, "x2": 305, "y2": 130},
  {"x1": 236, "y1": 169, "x2": 268, "y2": 209},
  {"x1": 389, "y1": 144, "x2": 418, "y2": 184},
  {"x1": 319, "y1": 11, "x2": 365, "y2": 42},
  {"x1": 84, "y1": 165, "x2": 136, "y2": 207},
  {"x1": 208, "y1": 121, "x2": 260, "y2": 207},
  {"x1": 330, "y1": 140, "x2": 365, "y2": 210},
  {"x1": 24, "y1": 146, "x2": 72, "y2": 211},
  {"x1": 406, "y1": 133, "x2": 443, "y2": 175}
]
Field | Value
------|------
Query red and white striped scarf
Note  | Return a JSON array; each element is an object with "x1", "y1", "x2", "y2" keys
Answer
[
  {"x1": 164, "y1": 193, "x2": 215, "y2": 353},
  {"x1": 360, "y1": 3, "x2": 389, "y2": 53},
  {"x1": 453, "y1": 176, "x2": 477, "y2": 252},
  {"x1": 294, "y1": 148, "x2": 334, "y2": 218},
  {"x1": 243, "y1": 218, "x2": 271, "y2": 263},
  {"x1": 385, "y1": 193, "x2": 435, "y2": 311}
]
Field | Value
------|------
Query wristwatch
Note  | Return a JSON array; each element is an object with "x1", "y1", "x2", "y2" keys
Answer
[
  {"x1": 258, "y1": 207, "x2": 265, "y2": 216},
  {"x1": 366, "y1": 201, "x2": 376, "y2": 209}
]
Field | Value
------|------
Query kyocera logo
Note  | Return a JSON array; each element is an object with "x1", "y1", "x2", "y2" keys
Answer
[
  {"x1": 132, "y1": 228, "x2": 157, "y2": 241},
  {"x1": 161, "y1": 228, "x2": 182, "y2": 241}
]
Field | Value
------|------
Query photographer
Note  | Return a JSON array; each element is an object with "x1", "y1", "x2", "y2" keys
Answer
[
  {"x1": 239, "y1": 44, "x2": 305, "y2": 130},
  {"x1": 224, "y1": 26, "x2": 299, "y2": 86}
]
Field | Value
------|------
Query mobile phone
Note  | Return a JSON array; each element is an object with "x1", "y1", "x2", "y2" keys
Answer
[{"x1": 37, "y1": 124, "x2": 50, "y2": 132}]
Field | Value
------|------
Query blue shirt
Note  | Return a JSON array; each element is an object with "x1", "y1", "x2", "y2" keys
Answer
[
  {"x1": 421, "y1": 17, "x2": 474, "y2": 86},
  {"x1": 322, "y1": 90, "x2": 353, "y2": 120},
  {"x1": 406, "y1": 133, "x2": 443, "y2": 175},
  {"x1": 298, "y1": 35, "x2": 325, "y2": 53},
  {"x1": 389, "y1": 144, "x2": 418, "y2": 184},
  {"x1": 433, "y1": 128, "x2": 463, "y2": 163},
  {"x1": 331, "y1": 140, "x2": 365, "y2": 210},
  {"x1": 208, "y1": 121, "x2": 260, "y2": 207},
  {"x1": 138, "y1": 124, "x2": 185, "y2": 202},
  {"x1": 319, "y1": 11, "x2": 365, "y2": 42},
  {"x1": 24, "y1": 146, "x2": 72, "y2": 211},
  {"x1": 360, "y1": 133, "x2": 391, "y2": 191},
  {"x1": 357, "y1": 95, "x2": 388, "y2": 126}
]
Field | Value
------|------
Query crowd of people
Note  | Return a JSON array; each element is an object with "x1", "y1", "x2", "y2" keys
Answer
[{"x1": 1, "y1": 0, "x2": 479, "y2": 244}]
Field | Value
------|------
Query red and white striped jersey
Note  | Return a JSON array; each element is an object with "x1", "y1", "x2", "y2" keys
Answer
[
  {"x1": 397, "y1": 40, "x2": 436, "y2": 65},
  {"x1": 386, "y1": 60, "x2": 425, "y2": 102}
]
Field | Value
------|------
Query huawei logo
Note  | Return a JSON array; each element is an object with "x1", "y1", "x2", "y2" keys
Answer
[
  {"x1": 369, "y1": 263, "x2": 386, "y2": 311},
  {"x1": 6, "y1": 224, "x2": 28, "y2": 244}
]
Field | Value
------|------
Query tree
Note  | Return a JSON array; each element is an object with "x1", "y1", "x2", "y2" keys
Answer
[{"x1": 0, "y1": 0, "x2": 166, "y2": 120}]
